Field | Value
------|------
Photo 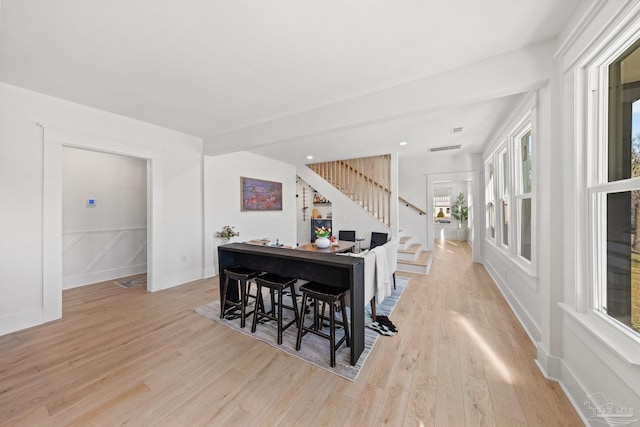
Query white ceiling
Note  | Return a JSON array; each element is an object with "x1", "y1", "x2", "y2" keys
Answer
[{"x1": 0, "y1": 0, "x2": 584, "y2": 164}]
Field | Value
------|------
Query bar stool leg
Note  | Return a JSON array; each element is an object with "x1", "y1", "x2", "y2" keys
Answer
[
  {"x1": 329, "y1": 301, "x2": 336, "y2": 367},
  {"x1": 239, "y1": 278, "x2": 248, "y2": 328},
  {"x1": 251, "y1": 283, "x2": 263, "y2": 333},
  {"x1": 289, "y1": 283, "x2": 300, "y2": 330},
  {"x1": 295, "y1": 291, "x2": 307, "y2": 351},
  {"x1": 220, "y1": 275, "x2": 230, "y2": 319},
  {"x1": 341, "y1": 295, "x2": 350, "y2": 347}
]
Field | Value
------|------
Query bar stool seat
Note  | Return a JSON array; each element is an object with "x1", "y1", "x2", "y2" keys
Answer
[
  {"x1": 251, "y1": 273, "x2": 300, "y2": 345},
  {"x1": 220, "y1": 266, "x2": 263, "y2": 328},
  {"x1": 296, "y1": 281, "x2": 350, "y2": 367}
]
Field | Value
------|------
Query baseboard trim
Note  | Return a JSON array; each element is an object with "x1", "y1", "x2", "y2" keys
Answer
[
  {"x1": 0, "y1": 308, "x2": 46, "y2": 337},
  {"x1": 151, "y1": 268, "x2": 203, "y2": 292},
  {"x1": 63, "y1": 264, "x2": 147, "y2": 289},
  {"x1": 483, "y1": 261, "x2": 541, "y2": 343}
]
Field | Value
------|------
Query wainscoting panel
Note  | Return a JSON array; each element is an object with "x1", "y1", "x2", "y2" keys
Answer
[{"x1": 62, "y1": 227, "x2": 147, "y2": 289}]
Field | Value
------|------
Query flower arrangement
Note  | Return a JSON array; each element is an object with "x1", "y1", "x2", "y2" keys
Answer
[
  {"x1": 216, "y1": 225, "x2": 240, "y2": 240},
  {"x1": 314, "y1": 226, "x2": 331, "y2": 238}
]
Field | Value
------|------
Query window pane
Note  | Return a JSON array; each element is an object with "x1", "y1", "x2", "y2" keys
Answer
[
  {"x1": 520, "y1": 198, "x2": 531, "y2": 261},
  {"x1": 634, "y1": 99, "x2": 640, "y2": 179},
  {"x1": 486, "y1": 161, "x2": 495, "y2": 238},
  {"x1": 489, "y1": 203, "x2": 495, "y2": 238},
  {"x1": 434, "y1": 187, "x2": 451, "y2": 223},
  {"x1": 502, "y1": 151, "x2": 508, "y2": 194},
  {"x1": 608, "y1": 39, "x2": 640, "y2": 182},
  {"x1": 521, "y1": 131, "x2": 532, "y2": 193},
  {"x1": 502, "y1": 199, "x2": 509, "y2": 246},
  {"x1": 605, "y1": 191, "x2": 639, "y2": 332}
]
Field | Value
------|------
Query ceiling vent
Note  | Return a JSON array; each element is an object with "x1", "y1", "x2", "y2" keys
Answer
[
  {"x1": 428, "y1": 145, "x2": 461, "y2": 152},
  {"x1": 451, "y1": 127, "x2": 464, "y2": 134}
]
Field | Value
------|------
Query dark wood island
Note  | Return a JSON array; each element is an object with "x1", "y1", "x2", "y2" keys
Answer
[{"x1": 217, "y1": 243, "x2": 365, "y2": 365}]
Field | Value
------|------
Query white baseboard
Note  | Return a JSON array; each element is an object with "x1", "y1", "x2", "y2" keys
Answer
[
  {"x1": 63, "y1": 264, "x2": 147, "y2": 289},
  {"x1": 204, "y1": 265, "x2": 217, "y2": 278},
  {"x1": 150, "y1": 268, "x2": 203, "y2": 292},
  {"x1": 534, "y1": 352, "x2": 591, "y2": 426},
  {"x1": 0, "y1": 308, "x2": 46, "y2": 337},
  {"x1": 483, "y1": 261, "x2": 541, "y2": 343}
]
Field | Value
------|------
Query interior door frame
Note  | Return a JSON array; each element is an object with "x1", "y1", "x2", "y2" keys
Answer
[{"x1": 42, "y1": 125, "x2": 162, "y2": 323}]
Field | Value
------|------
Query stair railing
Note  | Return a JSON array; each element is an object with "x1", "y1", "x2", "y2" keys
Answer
[
  {"x1": 399, "y1": 197, "x2": 426, "y2": 215},
  {"x1": 307, "y1": 154, "x2": 391, "y2": 227}
]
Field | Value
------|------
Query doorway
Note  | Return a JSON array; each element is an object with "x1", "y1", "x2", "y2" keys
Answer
[
  {"x1": 426, "y1": 171, "x2": 480, "y2": 262},
  {"x1": 42, "y1": 126, "x2": 160, "y2": 323},
  {"x1": 61, "y1": 147, "x2": 147, "y2": 290}
]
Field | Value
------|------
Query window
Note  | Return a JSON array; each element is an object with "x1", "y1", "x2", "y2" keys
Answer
[
  {"x1": 483, "y1": 95, "x2": 535, "y2": 272},
  {"x1": 499, "y1": 149, "x2": 509, "y2": 247},
  {"x1": 433, "y1": 187, "x2": 452, "y2": 223},
  {"x1": 516, "y1": 130, "x2": 532, "y2": 261},
  {"x1": 486, "y1": 160, "x2": 495, "y2": 239},
  {"x1": 590, "y1": 38, "x2": 640, "y2": 335}
]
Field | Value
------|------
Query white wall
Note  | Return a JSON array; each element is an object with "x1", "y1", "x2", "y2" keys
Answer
[
  {"x1": 550, "y1": 0, "x2": 640, "y2": 421},
  {"x1": 398, "y1": 199, "x2": 428, "y2": 248},
  {"x1": 0, "y1": 81, "x2": 203, "y2": 336},
  {"x1": 477, "y1": 1, "x2": 640, "y2": 420},
  {"x1": 203, "y1": 151, "x2": 297, "y2": 277},
  {"x1": 296, "y1": 178, "x2": 313, "y2": 246},
  {"x1": 62, "y1": 148, "x2": 147, "y2": 289},
  {"x1": 399, "y1": 153, "x2": 476, "y2": 211},
  {"x1": 398, "y1": 153, "x2": 477, "y2": 249}
]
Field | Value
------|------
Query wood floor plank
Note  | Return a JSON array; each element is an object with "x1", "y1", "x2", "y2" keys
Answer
[
  {"x1": 404, "y1": 370, "x2": 437, "y2": 427},
  {"x1": 0, "y1": 241, "x2": 583, "y2": 426},
  {"x1": 462, "y1": 375, "x2": 497, "y2": 427}
]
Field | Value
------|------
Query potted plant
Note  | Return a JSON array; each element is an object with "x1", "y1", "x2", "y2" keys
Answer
[
  {"x1": 216, "y1": 225, "x2": 240, "y2": 241},
  {"x1": 314, "y1": 226, "x2": 332, "y2": 248},
  {"x1": 451, "y1": 192, "x2": 469, "y2": 239}
]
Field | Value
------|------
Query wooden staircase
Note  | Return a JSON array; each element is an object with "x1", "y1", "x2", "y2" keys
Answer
[
  {"x1": 307, "y1": 154, "x2": 391, "y2": 227},
  {"x1": 396, "y1": 231, "x2": 433, "y2": 275},
  {"x1": 306, "y1": 155, "x2": 432, "y2": 274}
]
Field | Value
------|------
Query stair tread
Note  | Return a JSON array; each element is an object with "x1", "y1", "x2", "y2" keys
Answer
[
  {"x1": 399, "y1": 236, "x2": 412, "y2": 244},
  {"x1": 397, "y1": 243, "x2": 422, "y2": 254},
  {"x1": 397, "y1": 251, "x2": 433, "y2": 266}
]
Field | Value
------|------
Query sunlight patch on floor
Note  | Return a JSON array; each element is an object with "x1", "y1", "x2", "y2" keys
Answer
[{"x1": 457, "y1": 314, "x2": 513, "y2": 384}]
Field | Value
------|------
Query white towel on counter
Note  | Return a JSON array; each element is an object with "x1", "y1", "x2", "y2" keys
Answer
[{"x1": 372, "y1": 246, "x2": 391, "y2": 304}]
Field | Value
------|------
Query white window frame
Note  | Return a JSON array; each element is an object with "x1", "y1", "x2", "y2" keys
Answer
[
  {"x1": 483, "y1": 94, "x2": 537, "y2": 277},
  {"x1": 485, "y1": 158, "x2": 496, "y2": 241},
  {"x1": 512, "y1": 122, "x2": 534, "y2": 266},
  {"x1": 498, "y1": 147, "x2": 510, "y2": 249},
  {"x1": 574, "y1": 9, "x2": 640, "y2": 355}
]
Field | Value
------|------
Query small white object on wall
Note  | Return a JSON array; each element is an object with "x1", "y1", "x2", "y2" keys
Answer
[{"x1": 86, "y1": 199, "x2": 96, "y2": 208}]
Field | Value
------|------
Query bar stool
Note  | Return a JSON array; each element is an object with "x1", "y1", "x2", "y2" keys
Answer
[
  {"x1": 251, "y1": 273, "x2": 300, "y2": 344},
  {"x1": 220, "y1": 266, "x2": 262, "y2": 328},
  {"x1": 296, "y1": 281, "x2": 350, "y2": 367}
]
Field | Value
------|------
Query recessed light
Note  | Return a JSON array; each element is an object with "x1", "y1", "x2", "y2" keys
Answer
[
  {"x1": 399, "y1": 141, "x2": 408, "y2": 146},
  {"x1": 306, "y1": 155, "x2": 314, "y2": 160}
]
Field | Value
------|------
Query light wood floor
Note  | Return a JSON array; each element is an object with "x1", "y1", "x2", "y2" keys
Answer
[{"x1": 0, "y1": 240, "x2": 583, "y2": 426}]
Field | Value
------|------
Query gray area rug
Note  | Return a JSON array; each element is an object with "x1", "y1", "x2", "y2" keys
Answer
[
  {"x1": 115, "y1": 275, "x2": 146, "y2": 288},
  {"x1": 194, "y1": 276, "x2": 408, "y2": 381}
]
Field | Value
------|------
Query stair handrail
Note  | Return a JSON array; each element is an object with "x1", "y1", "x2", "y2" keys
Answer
[{"x1": 399, "y1": 196, "x2": 426, "y2": 216}]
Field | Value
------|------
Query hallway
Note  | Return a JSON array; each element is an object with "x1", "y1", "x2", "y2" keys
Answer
[{"x1": 0, "y1": 240, "x2": 581, "y2": 425}]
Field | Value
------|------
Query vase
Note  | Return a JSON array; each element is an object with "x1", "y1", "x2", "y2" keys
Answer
[{"x1": 315, "y1": 236, "x2": 330, "y2": 248}]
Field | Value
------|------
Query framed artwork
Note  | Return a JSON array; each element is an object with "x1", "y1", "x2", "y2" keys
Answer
[{"x1": 241, "y1": 177, "x2": 283, "y2": 211}]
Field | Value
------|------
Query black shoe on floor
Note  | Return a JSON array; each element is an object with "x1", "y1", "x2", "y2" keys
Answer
[{"x1": 375, "y1": 315, "x2": 398, "y2": 333}]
